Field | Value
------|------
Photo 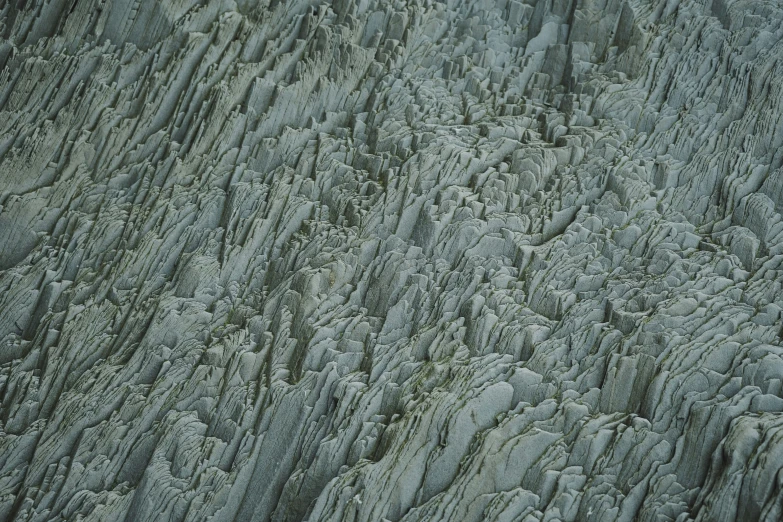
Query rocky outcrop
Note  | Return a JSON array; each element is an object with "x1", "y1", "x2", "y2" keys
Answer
[{"x1": 1, "y1": 0, "x2": 783, "y2": 520}]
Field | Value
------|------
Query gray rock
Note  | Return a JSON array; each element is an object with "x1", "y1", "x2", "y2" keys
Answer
[{"x1": 1, "y1": 0, "x2": 783, "y2": 521}]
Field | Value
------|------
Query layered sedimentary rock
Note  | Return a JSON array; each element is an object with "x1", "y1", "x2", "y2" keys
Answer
[{"x1": 1, "y1": 0, "x2": 783, "y2": 520}]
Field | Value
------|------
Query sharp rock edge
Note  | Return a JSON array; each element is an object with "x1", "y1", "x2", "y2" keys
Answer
[{"x1": 1, "y1": 0, "x2": 783, "y2": 521}]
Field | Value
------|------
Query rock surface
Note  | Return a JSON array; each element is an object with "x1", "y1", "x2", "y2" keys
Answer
[{"x1": 1, "y1": 0, "x2": 783, "y2": 520}]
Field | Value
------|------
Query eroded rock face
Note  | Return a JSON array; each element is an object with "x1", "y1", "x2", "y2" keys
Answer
[{"x1": 1, "y1": 0, "x2": 783, "y2": 520}]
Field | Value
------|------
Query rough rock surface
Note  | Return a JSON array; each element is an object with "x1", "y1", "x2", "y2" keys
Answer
[{"x1": 2, "y1": 0, "x2": 783, "y2": 520}]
